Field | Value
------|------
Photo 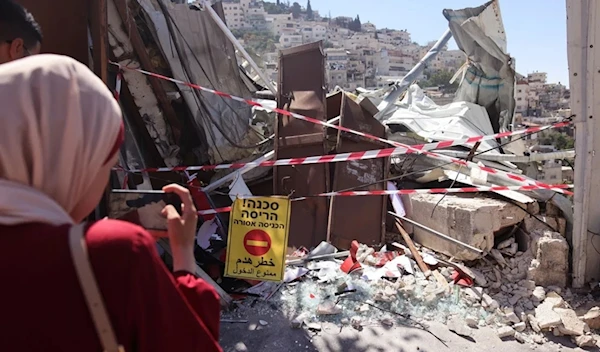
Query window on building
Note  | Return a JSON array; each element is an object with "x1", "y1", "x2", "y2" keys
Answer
[
  {"x1": 284, "y1": 38, "x2": 289, "y2": 42},
  {"x1": 518, "y1": 89, "x2": 522, "y2": 93},
  {"x1": 517, "y1": 97, "x2": 522, "y2": 101}
]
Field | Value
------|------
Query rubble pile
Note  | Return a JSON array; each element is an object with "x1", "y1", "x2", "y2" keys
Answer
[
  {"x1": 229, "y1": 210, "x2": 599, "y2": 350},
  {"x1": 406, "y1": 194, "x2": 527, "y2": 261}
]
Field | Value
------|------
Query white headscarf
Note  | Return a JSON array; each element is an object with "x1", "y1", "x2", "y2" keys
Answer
[{"x1": 0, "y1": 54, "x2": 123, "y2": 226}]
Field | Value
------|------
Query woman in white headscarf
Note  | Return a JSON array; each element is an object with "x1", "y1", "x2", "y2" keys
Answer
[{"x1": 0, "y1": 54, "x2": 222, "y2": 352}]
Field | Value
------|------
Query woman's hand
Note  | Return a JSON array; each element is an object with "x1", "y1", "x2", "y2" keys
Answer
[{"x1": 162, "y1": 184, "x2": 198, "y2": 273}]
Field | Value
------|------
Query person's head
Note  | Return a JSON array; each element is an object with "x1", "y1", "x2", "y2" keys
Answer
[
  {"x1": 0, "y1": 54, "x2": 123, "y2": 224},
  {"x1": 0, "y1": 0, "x2": 42, "y2": 64}
]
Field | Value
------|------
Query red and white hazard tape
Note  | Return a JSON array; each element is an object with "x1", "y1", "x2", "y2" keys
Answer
[
  {"x1": 110, "y1": 62, "x2": 570, "y2": 192},
  {"x1": 119, "y1": 121, "x2": 571, "y2": 173},
  {"x1": 198, "y1": 206, "x2": 232, "y2": 216},
  {"x1": 196, "y1": 185, "x2": 573, "y2": 215},
  {"x1": 114, "y1": 72, "x2": 123, "y2": 101}
]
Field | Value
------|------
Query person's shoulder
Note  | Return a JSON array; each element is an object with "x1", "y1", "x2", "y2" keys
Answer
[{"x1": 86, "y1": 219, "x2": 156, "y2": 253}]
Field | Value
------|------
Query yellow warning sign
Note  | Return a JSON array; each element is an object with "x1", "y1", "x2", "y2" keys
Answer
[{"x1": 224, "y1": 196, "x2": 291, "y2": 282}]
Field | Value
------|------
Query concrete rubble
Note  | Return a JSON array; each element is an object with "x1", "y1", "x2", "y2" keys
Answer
[
  {"x1": 497, "y1": 325, "x2": 515, "y2": 339},
  {"x1": 222, "y1": 193, "x2": 591, "y2": 351},
  {"x1": 528, "y1": 231, "x2": 570, "y2": 287},
  {"x1": 573, "y1": 335, "x2": 597, "y2": 348},
  {"x1": 582, "y1": 307, "x2": 600, "y2": 329},
  {"x1": 405, "y1": 194, "x2": 527, "y2": 261}
]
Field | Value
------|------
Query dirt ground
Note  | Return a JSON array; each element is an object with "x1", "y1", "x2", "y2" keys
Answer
[{"x1": 219, "y1": 301, "x2": 596, "y2": 352}]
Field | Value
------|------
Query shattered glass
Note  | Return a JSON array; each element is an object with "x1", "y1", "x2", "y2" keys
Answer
[{"x1": 274, "y1": 261, "x2": 488, "y2": 328}]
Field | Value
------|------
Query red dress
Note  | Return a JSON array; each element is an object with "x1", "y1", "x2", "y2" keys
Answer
[{"x1": 0, "y1": 219, "x2": 223, "y2": 351}]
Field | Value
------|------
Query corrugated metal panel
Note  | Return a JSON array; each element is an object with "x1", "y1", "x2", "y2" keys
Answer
[{"x1": 145, "y1": 1, "x2": 260, "y2": 164}]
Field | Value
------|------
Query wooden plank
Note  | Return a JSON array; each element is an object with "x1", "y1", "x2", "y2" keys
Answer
[
  {"x1": 113, "y1": 0, "x2": 181, "y2": 141},
  {"x1": 158, "y1": 239, "x2": 233, "y2": 308},
  {"x1": 390, "y1": 241, "x2": 475, "y2": 281},
  {"x1": 394, "y1": 220, "x2": 430, "y2": 277}
]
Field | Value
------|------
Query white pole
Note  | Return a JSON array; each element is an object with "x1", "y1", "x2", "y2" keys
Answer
[
  {"x1": 567, "y1": 0, "x2": 600, "y2": 287},
  {"x1": 202, "y1": 1, "x2": 278, "y2": 95}
]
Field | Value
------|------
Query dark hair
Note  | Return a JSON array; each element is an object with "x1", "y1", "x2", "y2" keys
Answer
[{"x1": 0, "y1": 0, "x2": 43, "y2": 48}]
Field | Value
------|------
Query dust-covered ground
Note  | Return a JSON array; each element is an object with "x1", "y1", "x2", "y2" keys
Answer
[{"x1": 219, "y1": 298, "x2": 592, "y2": 352}]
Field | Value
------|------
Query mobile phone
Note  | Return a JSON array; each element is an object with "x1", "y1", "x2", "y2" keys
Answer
[{"x1": 108, "y1": 190, "x2": 182, "y2": 231}]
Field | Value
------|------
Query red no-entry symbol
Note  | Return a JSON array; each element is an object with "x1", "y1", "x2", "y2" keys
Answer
[{"x1": 243, "y1": 229, "x2": 272, "y2": 256}]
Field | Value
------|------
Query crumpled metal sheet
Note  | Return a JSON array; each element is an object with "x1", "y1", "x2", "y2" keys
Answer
[
  {"x1": 108, "y1": 0, "x2": 182, "y2": 167},
  {"x1": 443, "y1": 0, "x2": 516, "y2": 134},
  {"x1": 139, "y1": 0, "x2": 259, "y2": 164},
  {"x1": 385, "y1": 85, "x2": 499, "y2": 152}
]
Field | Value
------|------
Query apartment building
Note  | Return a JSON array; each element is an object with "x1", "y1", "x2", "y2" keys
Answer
[
  {"x1": 439, "y1": 50, "x2": 465, "y2": 70},
  {"x1": 279, "y1": 33, "x2": 303, "y2": 48},
  {"x1": 373, "y1": 49, "x2": 390, "y2": 75},
  {"x1": 515, "y1": 80, "x2": 530, "y2": 114},
  {"x1": 325, "y1": 48, "x2": 349, "y2": 88},
  {"x1": 222, "y1": 0, "x2": 268, "y2": 29},
  {"x1": 376, "y1": 28, "x2": 411, "y2": 47},
  {"x1": 267, "y1": 13, "x2": 297, "y2": 36},
  {"x1": 223, "y1": 2, "x2": 245, "y2": 28},
  {"x1": 301, "y1": 24, "x2": 327, "y2": 42},
  {"x1": 387, "y1": 50, "x2": 414, "y2": 74},
  {"x1": 528, "y1": 71, "x2": 548, "y2": 83}
]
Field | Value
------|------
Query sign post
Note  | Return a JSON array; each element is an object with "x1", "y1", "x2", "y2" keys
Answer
[{"x1": 224, "y1": 196, "x2": 291, "y2": 282}]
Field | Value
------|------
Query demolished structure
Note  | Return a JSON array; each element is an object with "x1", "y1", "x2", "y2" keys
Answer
[{"x1": 21, "y1": 0, "x2": 600, "y2": 349}]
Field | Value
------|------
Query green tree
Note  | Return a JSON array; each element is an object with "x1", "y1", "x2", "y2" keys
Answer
[
  {"x1": 291, "y1": 2, "x2": 301, "y2": 19},
  {"x1": 539, "y1": 131, "x2": 574, "y2": 150},
  {"x1": 421, "y1": 70, "x2": 458, "y2": 92},
  {"x1": 263, "y1": 1, "x2": 289, "y2": 14},
  {"x1": 231, "y1": 29, "x2": 279, "y2": 55},
  {"x1": 306, "y1": 0, "x2": 313, "y2": 20},
  {"x1": 348, "y1": 15, "x2": 362, "y2": 32}
]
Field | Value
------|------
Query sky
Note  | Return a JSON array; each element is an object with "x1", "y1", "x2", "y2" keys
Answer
[{"x1": 307, "y1": 0, "x2": 569, "y2": 85}]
